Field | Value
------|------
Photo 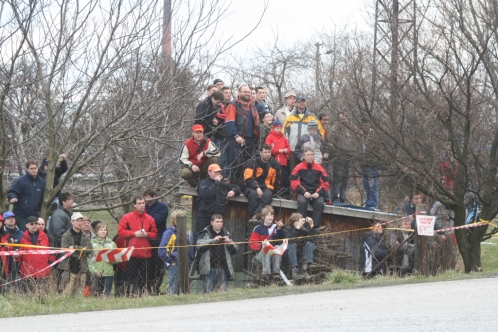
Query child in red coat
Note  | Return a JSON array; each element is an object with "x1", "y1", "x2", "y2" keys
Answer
[{"x1": 265, "y1": 120, "x2": 291, "y2": 197}]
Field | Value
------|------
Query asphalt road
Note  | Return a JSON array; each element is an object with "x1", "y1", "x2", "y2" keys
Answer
[{"x1": 2, "y1": 277, "x2": 496, "y2": 331}]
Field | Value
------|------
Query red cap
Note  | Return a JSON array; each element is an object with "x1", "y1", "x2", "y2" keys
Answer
[{"x1": 192, "y1": 124, "x2": 204, "y2": 132}]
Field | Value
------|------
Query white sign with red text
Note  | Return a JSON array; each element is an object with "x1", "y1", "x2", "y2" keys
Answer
[{"x1": 416, "y1": 215, "x2": 436, "y2": 236}]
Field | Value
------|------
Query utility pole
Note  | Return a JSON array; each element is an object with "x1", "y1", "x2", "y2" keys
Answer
[
  {"x1": 162, "y1": 0, "x2": 172, "y2": 59},
  {"x1": 315, "y1": 42, "x2": 322, "y2": 94},
  {"x1": 371, "y1": 0, "x2": 417, "y2": 114}
]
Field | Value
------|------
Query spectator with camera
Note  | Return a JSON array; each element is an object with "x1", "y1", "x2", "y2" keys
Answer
[
  {"x1": 195, "y1": 164, "x2": 238, "y2": 236},
  {"x1": 196, "y1": 214, "x2": 238, "y2": 293},
  {"x1": 286, "y1": 213, "x2": 317, "y2": 281}
]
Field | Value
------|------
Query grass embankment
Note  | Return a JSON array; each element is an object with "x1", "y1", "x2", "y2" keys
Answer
[{"x1": 1, "y1": 218, "x2": 497, "y2": 318}]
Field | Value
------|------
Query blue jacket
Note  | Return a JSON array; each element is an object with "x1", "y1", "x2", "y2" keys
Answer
[
  {"x1": 145, "y1": 200, "x2": 169, "y2": 243},
  {"x1": 158, "y1": 225, "x2": 178, "y2": 266},
  {"x1": 7, "y1": 173, "x2": 46, "y2": 218}
]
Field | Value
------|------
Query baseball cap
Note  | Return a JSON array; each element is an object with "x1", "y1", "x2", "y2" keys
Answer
[
  {"x1": 213, "y1": 78, "x2": 223, "y2": 84},
  {"x1": 2, "y1": 211, "x2": 15, "y2": 219},
  {"x1": 192, "y1": 124, "x2": 204, "y2": 132},
  {"x1": 26, "y1": 216, "x2": 39, "y2": 224},
  {"x1": 284, "y1": 91, "x2": 297, "y2": 98},
  {"x1": 296, "y1": 95, "x2": 306, "y2": 102},
  {"x1": 71, "y1": 212, "x2": 84, "y2": 221},
  {"x1": 208, "y1": 164, "x2": 222, "y2": 172}
]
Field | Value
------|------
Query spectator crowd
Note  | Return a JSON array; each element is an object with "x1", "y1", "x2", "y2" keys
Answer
[{"x1": 0, "y1": 80, "x2": 459, "y2": 297}]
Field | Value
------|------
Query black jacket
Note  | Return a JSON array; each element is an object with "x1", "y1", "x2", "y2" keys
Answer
[
  {"x1": 242, "y1": 155, "x2": 281, "y2": 192},
  {"x1": 38, "y1": 159, "x2": 68, "y2": 189},
  {"x1": 363, "y1": 232, "x2": 389, "y2": 273},
  {"x1": 195, "y1": 97, "x2": 218, "y2": 138},
  {"x1": 287, "y1": 224, "x2": 317, "y2": 247},
  {"x1": 196, "y1": 178, "x2": 239, "y2": 215}
]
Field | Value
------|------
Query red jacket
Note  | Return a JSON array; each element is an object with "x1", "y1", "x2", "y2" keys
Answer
[
  {"x1": 290, "y1": 161, "x2": 330, "y2": 197},
  {"x1": 249, "y1": 223, "x2": 285, "y2": 252},
  {"x1": 18, "y1": 230, "x2": 53, "y2": 278},
  {"x1": 118, "y1": 209, "x2": 157, "y2": 258},
  {"x1": 182, "y1": 137, "x2": 212, "y2": 167},
  {"x1": 265, "y1": 130, "x2": 291, "y2": 166}
]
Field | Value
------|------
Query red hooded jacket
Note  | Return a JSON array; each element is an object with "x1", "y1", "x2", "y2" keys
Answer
[
  {"x1": 265, "y1": 130, "x2": 291, "y2": 166},
  {"x1": 118, "y1": 209, "x2": 157, "y2": 258},
  {"x1": 18, "y1": 230, "x2": 53, "y2": 278}
]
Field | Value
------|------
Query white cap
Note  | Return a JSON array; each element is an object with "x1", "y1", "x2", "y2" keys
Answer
[{"x1": 71, "y1": 212, "x2": 84, "y2": 221}]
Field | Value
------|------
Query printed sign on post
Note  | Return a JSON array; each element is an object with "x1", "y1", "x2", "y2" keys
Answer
[{"x1": 416, "y1": 215, "x2": 436, "y2": 236}]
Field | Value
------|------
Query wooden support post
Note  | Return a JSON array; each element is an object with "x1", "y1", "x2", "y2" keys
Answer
[
  {"x1": 177, "y1": 214, "x2": 190, "y2": 294},
  {"x1": 415, "y1": 204, "x2": 428, "y2": 277}
]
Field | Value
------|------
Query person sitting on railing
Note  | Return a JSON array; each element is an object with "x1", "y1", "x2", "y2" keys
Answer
[
  {"x1": 249, "y1": 206, "x2": 285, "y2": 282},
  {"x1": 285, "y1": 213, "x2": 316, "y2": 281}
]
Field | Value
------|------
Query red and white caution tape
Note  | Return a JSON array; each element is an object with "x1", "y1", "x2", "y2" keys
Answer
[
  {"x1": 94, "y1": 247, "x2": 134, "y2": 263},
  {"x1": 0, "y1": 249, "x2": 72, "y2": 256},
  {"x1": 0, "y1": 250, "x2": 74, "y2": 287},
  {"x1": 435, "y1": 222, "x2": 488, "y2": 233},
  {"x1": 263, "y1": 239, "x2": 288, "y2": 256}
]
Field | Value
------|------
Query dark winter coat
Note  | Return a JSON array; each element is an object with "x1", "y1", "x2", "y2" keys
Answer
[
  {"x1": 196, "y1": 177, "x2": 239, "y2": 215},
  {"x1": 48, "y1": 207, "x2": 72, "y2": 248},
  {"x1": 38, "y1": 159, "x2": 68, "y2": 190},
  {"x1": 145, "y1": 200, "x2": 169, "y2": 243},
  {"x1": 7, "y1": 173, "x2": 46, "y2": 218}
]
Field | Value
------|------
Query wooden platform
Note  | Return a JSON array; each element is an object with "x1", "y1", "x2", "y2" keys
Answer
[{"x1": 179, "y1": 186, "x2": 398, "y2": 272}]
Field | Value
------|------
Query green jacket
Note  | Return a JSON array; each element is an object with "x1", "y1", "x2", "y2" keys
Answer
[
  {"x1": 58, "y1": 229, "x2": 92, "y2": 273},
  {"x1": 87, "y1": 237, "x2": 117, "y2": 277}
]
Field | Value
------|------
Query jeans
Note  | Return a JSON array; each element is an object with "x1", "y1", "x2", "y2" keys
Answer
[
  {"x1": 296, "y1": 194, "x2": 324, "y2": 227},
  {"x1": 212, "y1": 137, "x2": 229, "y2": 178},
  {"x1": 361, "y1": 166, "x2": 380, "y2": 209},
  {"x1": 202, "y1": 267, "x2": 227, "y2": 293},
  {"x1": 166, "y1": 265, "x2": 179, "y2": 295},
  {"x1": 97, "y1": 276, "x2": 114, "y2": 296},
  {"x1": 287, "y1": 242, "x2": 316, "y2": 267},
  {"x1": 226, "y1": 137, "x2": 255, "y2": 185},
  {"x1": 255, "y1": 248, "x2": 282, "y2": 275}
]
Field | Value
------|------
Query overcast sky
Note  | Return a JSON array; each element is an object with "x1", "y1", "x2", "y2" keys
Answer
[{"x1": 219, "y1": 0, "x2": 372, "y2": 51}]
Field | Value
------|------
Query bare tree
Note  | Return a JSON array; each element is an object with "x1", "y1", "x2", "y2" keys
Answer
[{"x1": 0, "y1": 0, "x2": 264, "y2": 219}]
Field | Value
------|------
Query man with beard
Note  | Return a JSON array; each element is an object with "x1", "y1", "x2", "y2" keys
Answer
[{"x1": 225, "y1": 85, "x2": 259, "y2": 185}]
